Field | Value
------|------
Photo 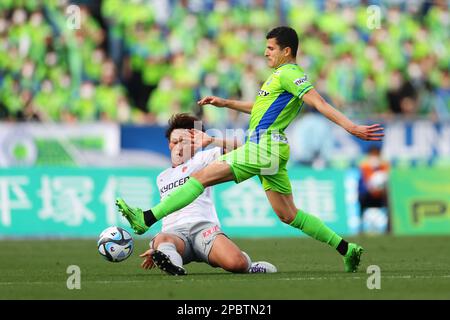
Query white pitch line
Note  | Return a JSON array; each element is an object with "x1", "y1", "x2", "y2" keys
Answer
[
  {"x1": 278, "y1": 274, "x2": 450, "y2": 281},
  {"x1": 1, "y1": 274, "x2": 450, "y2": 286}
]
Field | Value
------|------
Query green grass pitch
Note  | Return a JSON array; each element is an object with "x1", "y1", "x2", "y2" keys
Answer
[{"x1": 1, "y1": 235, "x2": 449, "y2": 299}]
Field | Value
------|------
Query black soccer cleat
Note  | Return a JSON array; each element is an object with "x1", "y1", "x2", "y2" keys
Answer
[{"x1": 151, "y1": 250, "x2": 187, "y2": 276}]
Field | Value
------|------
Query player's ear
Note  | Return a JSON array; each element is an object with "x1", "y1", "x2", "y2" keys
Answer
[{"x1": 284, "y1": 46, "x2": 291, "y2": 57}]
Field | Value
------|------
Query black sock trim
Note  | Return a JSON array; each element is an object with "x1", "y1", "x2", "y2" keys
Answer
[
  {"x1": 144, "y1": 210, "x2": 157, "y2": 226},
  {"x1": 337, "y1": 240, "x2": 349, "y2": 256}
]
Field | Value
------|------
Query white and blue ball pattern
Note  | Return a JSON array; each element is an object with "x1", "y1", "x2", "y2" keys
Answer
[{"x1": 97, "y1": 226, "x2": 134, "y2": 262}]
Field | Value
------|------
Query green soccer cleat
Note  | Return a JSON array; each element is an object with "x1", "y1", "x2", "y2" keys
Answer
[
  {"x1": 115, "y1": 198, "x2": 149, "y2": 235},
  {"x1": 343, "y1": 243, "x2": 364, "y2": 273}
]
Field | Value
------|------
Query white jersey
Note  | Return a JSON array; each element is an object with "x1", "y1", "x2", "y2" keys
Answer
[{"x1": 156, "y1": 147, "x2": 222, "y2": 232}]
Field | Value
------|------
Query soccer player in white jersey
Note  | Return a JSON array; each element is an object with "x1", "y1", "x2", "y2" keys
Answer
[{"x1": 139, "y1": 113, "x2": 277, "y2": 275}]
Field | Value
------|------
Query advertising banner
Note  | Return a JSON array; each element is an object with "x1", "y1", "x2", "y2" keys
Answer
[
  {"x1": 0, "y1": 167, "x2": 358, "y2": 238},
  {"x1": 389, "y1": 168, "x2": 450, "y2": 235},
  {"x1": 286, "y1": 119, "x2": 450, "y2": 165},
  {"x1": 0, "y1": 123, "x2": 119, "y2": 167},
  {"x1": 0, "y1": 168, "x2": 157, "y2": 237}
]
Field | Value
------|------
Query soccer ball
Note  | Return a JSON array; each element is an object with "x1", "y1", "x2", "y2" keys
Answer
[{"x1": 97, "y1": 226, "x2": 134, "y2": 262}]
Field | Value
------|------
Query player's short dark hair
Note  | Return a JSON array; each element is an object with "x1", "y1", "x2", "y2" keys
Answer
[
  {"x1": 266, "y1": 26, "x2": 299, "y2": 57},
  {"x1": 165, "y1": 113, "x2": 205, "y2": 140}
]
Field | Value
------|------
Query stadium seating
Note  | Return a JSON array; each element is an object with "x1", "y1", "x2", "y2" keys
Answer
[{"x1": 0, "y1": 0, "x2": 448, "y2": 126}]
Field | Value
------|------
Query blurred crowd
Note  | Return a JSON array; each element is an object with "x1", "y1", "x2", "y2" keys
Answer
[{"x1": 0, "y1": 0, "x2": 448, "y2": 126}]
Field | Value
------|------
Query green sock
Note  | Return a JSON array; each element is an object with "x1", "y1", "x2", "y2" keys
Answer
[
  {"x1": 290, "y1": 209, "x2": 342, "y2": 249},
  {"x1": 152, "y1": 177, "x2": 205, "y2": 220}
]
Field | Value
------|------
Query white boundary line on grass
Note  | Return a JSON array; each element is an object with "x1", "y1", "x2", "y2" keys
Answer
[{"x1": 1, "y1": 274, "x2": 450, "y2": 286}]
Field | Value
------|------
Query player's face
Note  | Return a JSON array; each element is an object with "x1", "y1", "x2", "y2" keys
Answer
[
  {"x1": 264, "y1": 38, "x2": 290, "y2": 68},
  {"x1": 169, "y1": 129, "x2": 195, "y2": 166}
]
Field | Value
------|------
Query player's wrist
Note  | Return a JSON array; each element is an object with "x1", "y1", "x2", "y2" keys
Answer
[
  {"x1": 221, "y1": 98, "x2": 230, "y2": 108},
  {"x1": 346, "y1": 123, "x2": 358, "y2": 134}
]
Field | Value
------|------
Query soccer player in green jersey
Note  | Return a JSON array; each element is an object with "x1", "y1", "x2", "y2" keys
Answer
[{"x1": 117, "y1": 26, "x2": 384, "y2": 272}]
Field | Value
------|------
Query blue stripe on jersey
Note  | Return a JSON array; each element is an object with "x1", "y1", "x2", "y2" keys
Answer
[{"x1": 249, "y1": 91, "x2": 293, "y2": 143}]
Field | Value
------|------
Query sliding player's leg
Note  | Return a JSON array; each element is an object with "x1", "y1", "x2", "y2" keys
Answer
[
  {"x1": 149, "y1": 232, "x2": 188, "y2": 276},
  {"x1": 207, "y1": 234, "x2": 251, "y2": 273},
  {"x1": 191, "y1": 222, "x2": 277, "y2": 274}
]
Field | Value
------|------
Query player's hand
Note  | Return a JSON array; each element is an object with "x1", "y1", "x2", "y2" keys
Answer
[
  {"x1": 140, "y1": 249, "x2": 155, "y2": 270},
  {"x1": 349, "y1": 124, "x2": 384, "y2": 141},
  {"x1": 197, "y1": 96, "x2": 227, "y2": 108},
  {"x1": 189, "y1": 129, "x2": 213, "y2": 148}
]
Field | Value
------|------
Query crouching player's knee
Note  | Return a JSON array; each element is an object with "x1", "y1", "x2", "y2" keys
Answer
[{"x1": 221, "y1": 252, "x2": 250, "y2": 273}]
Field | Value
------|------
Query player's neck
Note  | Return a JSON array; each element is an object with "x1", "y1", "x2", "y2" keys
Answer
[{"x1": 275, "y1": 58, "x2": 297, "y2": 69}]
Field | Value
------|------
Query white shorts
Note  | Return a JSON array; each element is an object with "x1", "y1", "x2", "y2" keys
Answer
[{"x1": 150, "y1": 221, "x2": 226, "y2": 264}]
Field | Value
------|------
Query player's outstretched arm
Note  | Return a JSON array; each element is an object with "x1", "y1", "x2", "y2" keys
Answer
[
  {"x1": 197, "y1": 96, "x2": 253, "y2": 114},
  {"x1": 210, "y1": 136, "x2": 241, "y2": 154},
  {"x1": 302, "y1": 89, "x2": 384, "y2": 141}
]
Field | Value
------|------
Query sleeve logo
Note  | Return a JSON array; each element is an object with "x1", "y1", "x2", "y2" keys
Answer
[{"x1": 293, "y1": 75, "x2": 308, "y2": 86}]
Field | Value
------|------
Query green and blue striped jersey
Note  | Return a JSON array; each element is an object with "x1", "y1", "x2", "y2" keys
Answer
[{"x1": 248, "y1": 63, "x2": 314, "y2": 142}]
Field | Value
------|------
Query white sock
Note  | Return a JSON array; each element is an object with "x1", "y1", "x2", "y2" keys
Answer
[
  {"x1": 241, "y1": 251, "x2": 252, "y2": 272},
  {"x1": 157, "y1": 242, "x2": 183, "y2": 267}
]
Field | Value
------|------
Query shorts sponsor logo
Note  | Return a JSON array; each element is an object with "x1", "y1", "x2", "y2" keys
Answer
[{"x1": 202, "y1": 225, "x2": 220, "y2": 238}]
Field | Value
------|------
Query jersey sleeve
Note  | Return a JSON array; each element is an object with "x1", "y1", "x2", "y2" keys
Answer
[{"x1": 280, "y1": 67, "x2": 314, "y2": 99}]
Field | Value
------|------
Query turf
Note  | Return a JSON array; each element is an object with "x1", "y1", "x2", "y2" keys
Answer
[{"x1": 1, "y1": 235, "x2": 449, "y2": 299}]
